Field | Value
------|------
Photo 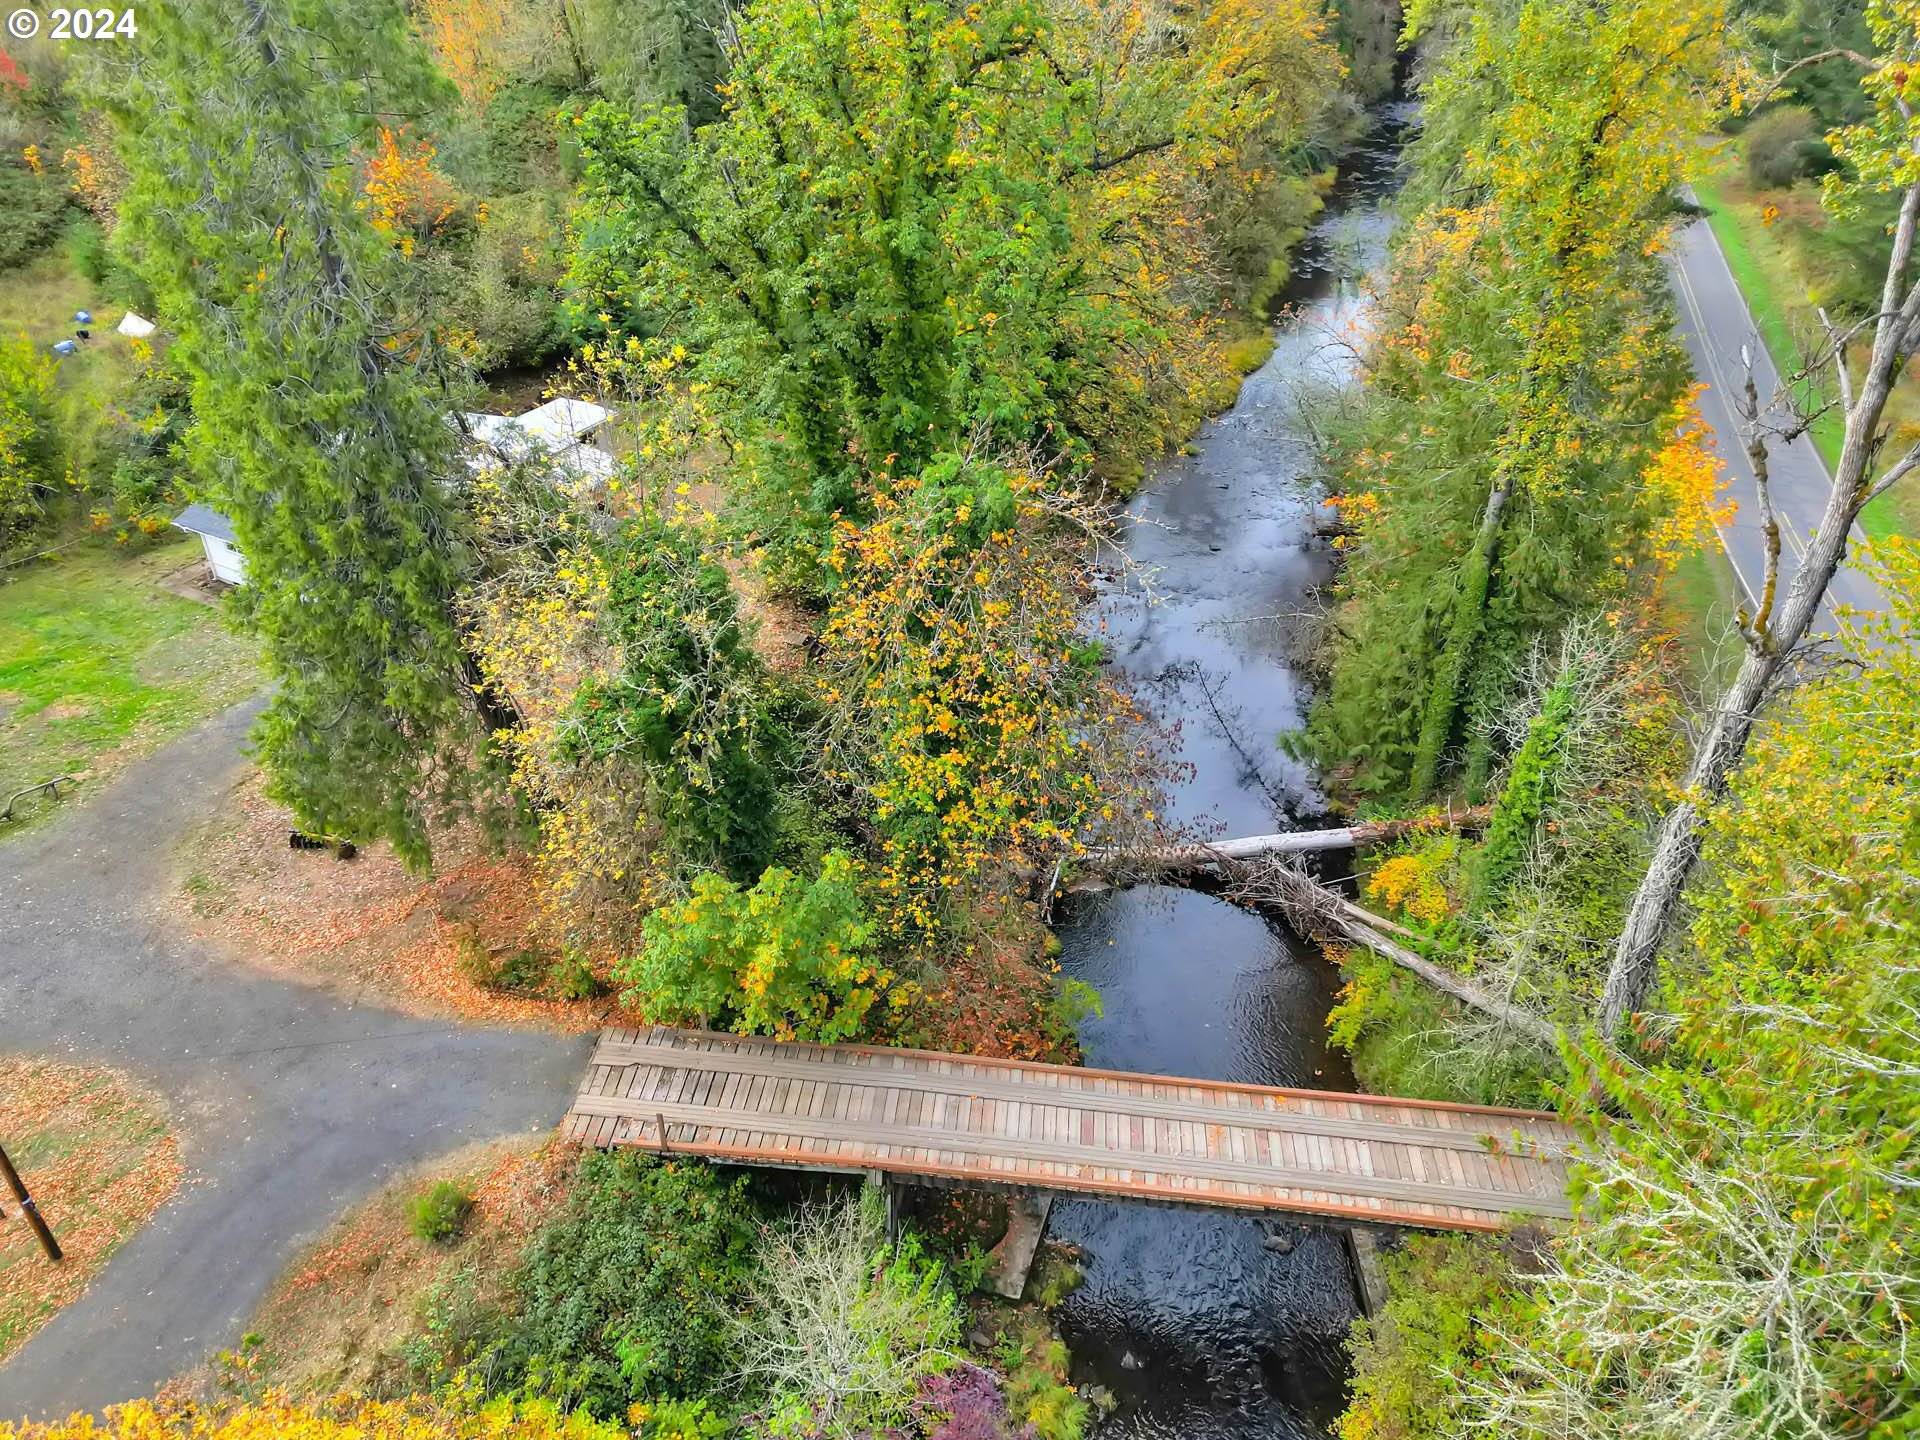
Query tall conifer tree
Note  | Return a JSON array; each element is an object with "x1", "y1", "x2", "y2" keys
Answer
[{"x1": 109, "y1": 0, "x2": 510, "y2": 866}]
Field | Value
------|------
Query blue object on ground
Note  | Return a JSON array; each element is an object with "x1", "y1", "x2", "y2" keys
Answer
[{"x1": 51, "y1": 340, "x2": 77, "y2": 357}]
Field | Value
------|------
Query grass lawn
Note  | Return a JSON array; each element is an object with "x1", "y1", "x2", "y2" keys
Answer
[
  {"x1": 1690, "y1": 151, "x2": 1920, "y2": 540},
  {"x1": 0, "y1": 1057, "x2": 181, "y2": 1364},
  {"x1": 0, "y1": 250, "x2": 143, "y2": 435},
  {"x1": 0, "y1": 538, "x2": 256, "y2": 826}
]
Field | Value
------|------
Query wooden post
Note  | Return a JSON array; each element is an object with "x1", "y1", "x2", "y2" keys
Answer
[
  {"x1": 1345, "y1": 1227, "x2": 1389, "y2": 1318},
  {"x1": 865, "y1": 1169, "x2": 900, "y2": 1242},
  {"x1": 0, "y1": 1141, "x2": 63, "y2": 1262}
]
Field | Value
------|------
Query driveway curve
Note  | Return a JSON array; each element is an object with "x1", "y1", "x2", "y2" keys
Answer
[{"x1": 0, "y1": 699, "x2": 592, "y2": 1420}]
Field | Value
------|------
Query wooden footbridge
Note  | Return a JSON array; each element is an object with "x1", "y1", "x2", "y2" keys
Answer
[{"x1": 565, "y1": 1028, "x2": 1574, "y2": 1231}]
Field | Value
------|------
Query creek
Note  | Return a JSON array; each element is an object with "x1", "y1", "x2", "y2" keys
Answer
[{"x1": 1048, "y1": 100, "x2": 1416, "y2": 1439}]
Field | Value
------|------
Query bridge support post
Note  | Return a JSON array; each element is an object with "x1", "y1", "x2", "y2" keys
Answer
[
  {"x1": 1345, "y1": 1226, "x2": 1391, "y2": 1318},
  {"x1": 864, "y1": 1169, "x2": 899, "y2": 1242}
]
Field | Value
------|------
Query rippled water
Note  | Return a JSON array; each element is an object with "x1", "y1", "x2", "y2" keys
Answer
[{"x1": 1049, "y1": 102, "x2": 1415, "y2": 1439}]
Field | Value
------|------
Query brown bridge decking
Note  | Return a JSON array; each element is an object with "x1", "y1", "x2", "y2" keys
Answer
[{"x1": 564, "y1": 1027, "x2": 1575, "y2": 1231}]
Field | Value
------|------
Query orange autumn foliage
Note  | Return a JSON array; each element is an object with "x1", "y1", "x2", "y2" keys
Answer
[
  {"x1": 362, "y1": 128, "x2": 458, "y2": 256},
  {"x1": 1640, "y1": 386, "x2": 1735, "y2": 572}
]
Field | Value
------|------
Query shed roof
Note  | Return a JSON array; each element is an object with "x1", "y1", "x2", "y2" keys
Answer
[
  {"x1": 173, "y1": 503, "x2": 238, "y2": 545},
  {"x1": 517, "y1": 397, "x2": 611, "y2": 445}
]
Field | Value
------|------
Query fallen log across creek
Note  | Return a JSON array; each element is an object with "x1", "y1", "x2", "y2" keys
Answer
[
  {"x1": 1071, "y1": 823, "x2": 1560, "y2": 1051},
  {"x1": 1223, "y1": 859, "x2": 1562, "y2": 1050},
  {"x1": 1081, "y1": 807, "x2": 1491, "y2": 872}
]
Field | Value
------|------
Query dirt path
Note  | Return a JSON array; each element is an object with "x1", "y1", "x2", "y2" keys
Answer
[{"x1": 0, "y1": 699, "x2": 592, "y2": 1420}]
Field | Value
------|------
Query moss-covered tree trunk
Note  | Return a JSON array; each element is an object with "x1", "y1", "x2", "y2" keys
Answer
[{"x1": 1407, "y1": 475, "x2": 1509, "y2": 801}]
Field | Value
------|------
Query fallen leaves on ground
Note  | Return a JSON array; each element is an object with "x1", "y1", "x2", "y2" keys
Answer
[
  {"x1": 0, "y1": 1058, "x2": 181, "y2": 1364},
  {"x1": 176, "y1": 771, "x2": 642, "y2": 1031},
  {"x1": 242, "y1": 1138, "x2": 584, "y2": 1398}
]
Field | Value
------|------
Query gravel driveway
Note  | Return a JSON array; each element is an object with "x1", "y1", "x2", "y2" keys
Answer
[{"x1": 0, "y1": 699, "x2": 591, "y2": 1420}]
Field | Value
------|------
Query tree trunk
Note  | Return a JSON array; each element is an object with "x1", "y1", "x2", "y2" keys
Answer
[
  {"x1": 1408, "y1": 477, "x2": 1510, "y2": 800},
  {"x1": 1083, "y1": 808, "x2": 1491, "y2": 871},
  {"x1": 1597, "y1": 646, "x2": 1772, "y2": 1032},
  {"x1": 1600, "y1": 168, "x2": 1920, "y2": 1033}
]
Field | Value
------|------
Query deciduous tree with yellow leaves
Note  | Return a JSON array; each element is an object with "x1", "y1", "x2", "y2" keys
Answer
[{"x1": 1300, "y1": 0, "x2": 1735, "y2": 802}]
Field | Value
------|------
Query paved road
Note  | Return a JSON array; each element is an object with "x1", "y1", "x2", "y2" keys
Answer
[
  {"x1": 1667, "y1": 206, "x2": 1891, "y2": 630},
  {"x1": 0, "y1": 700, "x2": 592, "y2": 1421}
]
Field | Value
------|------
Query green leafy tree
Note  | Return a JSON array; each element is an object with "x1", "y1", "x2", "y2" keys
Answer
[
  {"x1": 0, "y1": 331, "x2": 59, "y2": 546},
  {"x1": 1467, "y1": 544, "x2": 1920, "y2": 1438},
  {"x1": 619, "y1": 851, "x2": 886, "y2": 1042},
  {"x1": 1301, "y1": 0, "x2": 1729, "y2": 800},
  {"x1": 560, "y1": 512, "x2": 779, "y2": 881},
  {"x1": 107, "y1": 0, "x2": 512, "y2": 866},
  {"x1": 570, "y1": 0, "x2": 1342, "y2": 579}
]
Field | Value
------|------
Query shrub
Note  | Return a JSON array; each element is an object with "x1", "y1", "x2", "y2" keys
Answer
[
  {"x1": 0, "y1": 160, "x2": 67, "y2": 270},
  {"x1": 629, "y1": 1400, "x2": 729, "y2": 1440},
  {"x1": 0, "y1": 1392, "x2": 631, "y2": 1440},
  {"x1": 994, "y1": 1323, "x2": 1086, "y2": 1440},
  {"x1": 401, "y1": 1266, "x2": 500, "y2": 1389},
  {"x1": 545, "y1": 950, "x2": 606, "y2": 1001},
  {"x1": 618, "y1": 851, "x2": 886, "y2": 1043},
  {"x1": 730, "y1": 1191, "x2": 961, "y2": 1439},
  {"x1": 0, "y1": 330, "x2": 60, "y2": 546},
  {"x1": 919, "y1": 1364, "x2": 1034, "y2": 1440},
  {"x1": 64, "y1": 214, "x2": 109, "y2": 283},
  {"x1": 409, "y1": 1179, "x2": 476, "y2": 1245},
  {"x1": 1325, "y1": 952, "x2": 1554, "y2": 1108},
  {"x1": 454, "y1": 931, "x2": 547, "y2": 993},
  {"x1": 486, "y1": 1151, "x2": 764, "y2": 1416},
  {"x1": 1038, "y1": 979, "x2": 1103, "y2": 1055},
  {"x1": 1336, "y1": 1234, "x2": 1525, "y2": 1440},
  {"x1": 1742, "y1": 105, "x2": 1830, "y2": 189}
]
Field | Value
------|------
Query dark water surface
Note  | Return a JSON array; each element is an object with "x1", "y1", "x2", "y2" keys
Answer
[{"x1": 1049, "y1": 103, "x2": 1415, "y2": 1439}]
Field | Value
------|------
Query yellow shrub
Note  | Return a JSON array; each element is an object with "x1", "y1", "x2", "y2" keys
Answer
[
  {"x1": 0, "y1": 1393, "x2": 627, "y2": 1440},
  {"x1": 1364, "y1": 838, "x2": 1460, "y2": 925}
]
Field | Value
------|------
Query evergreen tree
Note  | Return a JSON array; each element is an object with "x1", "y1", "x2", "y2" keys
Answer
[
  {"x1": 570, "y1": 0, "x2": 728, "y2": 126},
  {"x1": 108, "y1": 0, "x2": 511, "y2": 866}
]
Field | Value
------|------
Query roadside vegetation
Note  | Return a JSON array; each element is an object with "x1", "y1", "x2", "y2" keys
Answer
[
  {"x1": 227, "y1": 1141, "x2": 1093, "y2": 1440},
  {"x1": 1305, "y1": 0, "x2": 1919, "y2": 1434},
  {"x1": 1681, "y1": 0, "x2": 1920, "y2": 540},
  {"x1": 0, "y1": 1058, "x2": 180, "y2": 1364}
]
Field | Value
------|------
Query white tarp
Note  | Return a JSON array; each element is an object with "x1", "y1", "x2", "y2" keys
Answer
[{"x1": 117, "y1": 311, "x2": 157, "y2": 339}]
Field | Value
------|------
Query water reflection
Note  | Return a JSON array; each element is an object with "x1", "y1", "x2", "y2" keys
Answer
[{"x1": 1049, "y1": 102, "x2": 1415, "y2": 1437}]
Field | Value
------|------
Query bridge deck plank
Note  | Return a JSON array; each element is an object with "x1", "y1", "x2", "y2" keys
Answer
[{"x1": 565, "y1": 1027, "x2": 1574, "y2": 1231}]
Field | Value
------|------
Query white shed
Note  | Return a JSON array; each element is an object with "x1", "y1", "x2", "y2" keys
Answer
[
  {"x1": 172, "y1": 503, "x2": 247, "y2": 585},
  {"x1": 516, "y1": 397, "x2": 611, "y2": 449}
]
